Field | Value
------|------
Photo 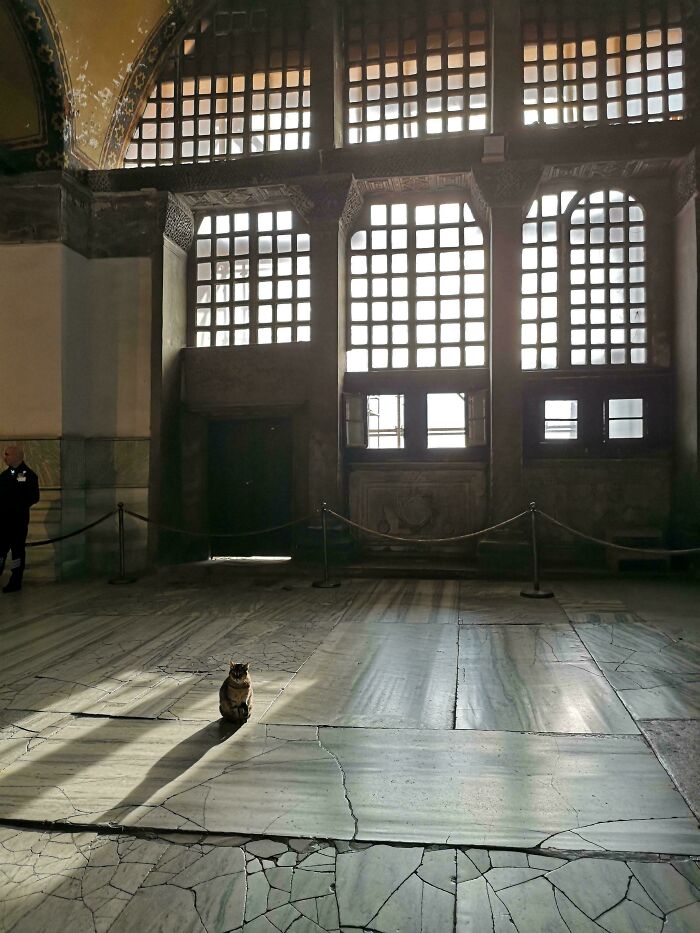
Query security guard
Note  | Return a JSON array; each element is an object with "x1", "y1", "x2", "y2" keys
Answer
[{"x1": 0, "y1": 444, "x2": 40, "y2": 593}]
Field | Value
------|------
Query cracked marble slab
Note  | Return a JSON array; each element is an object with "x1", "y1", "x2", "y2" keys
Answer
[
  {"x1": 316, "y1": 728, "x2": 699, "y2": 854},
  {"x1": 1, "y1": 828, "x2": 698, "y2": 933},
  {"x1": 339, "y1": 579, "x2": 460, "y2": 624},
  {"x1": 1, "y1": 719, "x2": 697, "y2": 853},
  {"x1": 261, "y1": 622, "x2": 458, "y2": 729},
  {"x1": 573, "y1": 617, "x2": 700, "y2": 720},
  {"x1": 455, "y1": 623, "x2": 638, "y2": 734},
  {"x1": 458, "y1": 596, "x2": 568, "y2": 626}
]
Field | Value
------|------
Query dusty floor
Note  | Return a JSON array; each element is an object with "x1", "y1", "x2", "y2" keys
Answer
[{"x1": 0, "y1": 570, "x2": 698, "y2": 931}]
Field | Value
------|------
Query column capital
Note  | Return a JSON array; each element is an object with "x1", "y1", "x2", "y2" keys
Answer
[
  {"x1": 470, "y1": 162, "x2": 543, "y2": 211},
  {"x1": 159, "y1": 193, "x2": 194, "y2": 252},
  {"x1": 299, "y1": 175, "x2": 362, "y2": 233}
]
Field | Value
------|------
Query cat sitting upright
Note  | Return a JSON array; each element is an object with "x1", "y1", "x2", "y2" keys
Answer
[{"x1": 219, "y1": 661, "x2": 254, "y2": 725}]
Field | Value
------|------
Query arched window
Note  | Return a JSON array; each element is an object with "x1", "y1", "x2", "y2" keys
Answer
[
  {"x1": 522, "y1": 0, "x2": 685, "y2": 126},
  {"x1": 345, "y1": 0, "x2": 489, "y2": 145},
  {"x1": 347, "y1": 197, "x2": 487, "y2": 371},
  {"x1": 124, "y1": 0, "x2": 311, "y2": 167},
  {"x1": 569, "y1": 190, "x2": 646, "y2": 366},
  {"x1": 521, "y1": 188, "x2": 647, "y2": 369},
  {"x1": 192, "y1": 207, "x2": 311, "y2": 348}
]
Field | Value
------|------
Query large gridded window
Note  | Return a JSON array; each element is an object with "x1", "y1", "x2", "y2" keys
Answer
[
  {"x1": 344, "y1": 0, "x2": 489, "y2": 144},
  {"x1": 521, "y1": 190, "x2": 577, "y2": 371},
  {"x1": 124, "y1": 0, "x2": 311, "y2": 167},
  {"x1": 522, "y1": 0, "x2": 685, "y2": 126},
  {"x1": 521, "y1": 189, "x2": 647, "y2": 370},
  {"x1": 347, "y1": 199, "x2": 487, "y2": 372},
  {"x1": 192, "y1": 208, "x2": 310, "y2": 347},
  {"x1": 569, "y1": 191, "x2": 646, "y2": 366}
]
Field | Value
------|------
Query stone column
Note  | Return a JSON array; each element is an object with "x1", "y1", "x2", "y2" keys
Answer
[
  {"x1": 303, "y1": 177, "x2": 360, "y2": 512},
  {"x1": 472, "y1": 164, "x2": 541, "y2": 527},
  {"x1": 672, "y1": 151, "x2": 700, "y2": 546},
  {"x1": 308, "y1": 0, "x2": 343, "y2": 151}
]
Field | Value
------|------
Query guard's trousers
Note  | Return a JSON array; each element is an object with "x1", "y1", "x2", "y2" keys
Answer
[{"x1": 0, "y1": 522, "x2": 28, "y2": 584}]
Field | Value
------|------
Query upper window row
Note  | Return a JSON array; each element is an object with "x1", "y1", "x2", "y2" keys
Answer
[
  {"x1": 189, "y1": 185, "x2": 649, "y2": 375},
  {"x1": 123, "y1": 0, "x2": 687, "y2": 167}
]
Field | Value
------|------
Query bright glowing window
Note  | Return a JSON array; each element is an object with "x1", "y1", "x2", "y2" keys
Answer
[
  {"x1": 192, "y1": 209, "x2": 310, "y2": 347},
  {"x1": 347, "y1": 198, "x2": 487, "y2": 372},
  {"x1": 607, "y1": 397, "x2": 644, "y2": 438},
  {"x1": 522, "y1": 0, "x2": 685, "y2": 126},
  {"x1": 544, "y1": 400, "x2": 578, "y2": 440},
  {"x1": 345, "y1": 0, "x2": 489, "y2": 144}
]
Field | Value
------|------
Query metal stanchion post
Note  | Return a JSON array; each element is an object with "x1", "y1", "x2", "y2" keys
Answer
[
  {"x1": 521, "y1": 501, "x2": 553, "y2": 599},
  {"x1": 108, "y1": 502, "x2": 137, "y2": 585},
  {"x1": 312, "y1": 502, "x2": 341, "y2": 588}
]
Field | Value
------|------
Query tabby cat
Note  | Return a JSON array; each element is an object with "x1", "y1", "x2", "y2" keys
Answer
[{"x1": 219, "y1": 661, "x2": 254, "y2": 724}]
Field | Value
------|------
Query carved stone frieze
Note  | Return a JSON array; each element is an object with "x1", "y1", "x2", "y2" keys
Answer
[{"x1": 180, "y1": 184, "x2": 314, "y2": 222}]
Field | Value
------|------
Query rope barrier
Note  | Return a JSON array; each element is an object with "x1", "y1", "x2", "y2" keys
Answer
[
  {"x1": 536, "y1": 509, "x2": 700, "y2": 556},
  {"x1": 123, "y1": 508, "x2": 312, "y2": 539},
  {"x1": 26, "y1": 509, "x2": 117, "y2": 548},
  {"x1": 325, "y1": 507, "x2": 530, "y2": 544}
]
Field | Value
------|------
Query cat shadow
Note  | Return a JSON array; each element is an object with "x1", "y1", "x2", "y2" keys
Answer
[{"x1": 107, "y1": 716, "x2": 246, "y2": 826}]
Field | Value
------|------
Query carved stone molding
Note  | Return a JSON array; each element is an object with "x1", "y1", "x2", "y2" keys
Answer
[
  {"x1": 470, "y1": 162, "x2": 543, "y2": 210},
  {"x1": 542, "y1": 158, "x2": 679, "y2": 183},
  {"x1": 180, "y1": 184, "x2": 314, "y2": 222},
  {"x1": 160, "y1": 193, "x2": 194, "y2": 252},
  {"x1": 672, "y1": 150, "x2": 698, "y2": 214}
]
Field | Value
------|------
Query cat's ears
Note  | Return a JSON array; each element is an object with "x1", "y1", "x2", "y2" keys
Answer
[{"x1": 229, "y1": 660, "x2": 250, "y2": 669}]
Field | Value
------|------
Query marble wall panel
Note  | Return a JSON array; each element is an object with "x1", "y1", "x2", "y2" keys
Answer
[{"x1": 348, "y1": 466, "x2": 488, "y2": 546}]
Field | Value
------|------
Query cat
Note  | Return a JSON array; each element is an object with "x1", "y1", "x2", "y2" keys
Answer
[{"x1": 219, "y1": 661, "x2": 253, "y2": 724}]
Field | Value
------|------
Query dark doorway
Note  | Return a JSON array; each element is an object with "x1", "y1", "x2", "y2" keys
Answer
[{"x1": 207, "y1": 418, "x2": 294, "y2": 555}]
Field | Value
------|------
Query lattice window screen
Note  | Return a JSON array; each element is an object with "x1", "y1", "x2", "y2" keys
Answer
[
  {"x1": 522, "y1": 0, "x2": 685, "y2": 126},
  {"x1": 124, "y1": 0, "x2": 311, "y2": 167},
  {"x1": 344, "y1": 0, "x2": 489, "y2": 144}
]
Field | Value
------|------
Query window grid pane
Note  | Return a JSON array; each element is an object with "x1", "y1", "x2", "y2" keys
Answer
[
  {"x1": 347, "y1": 199, "x2": 487, "y2": 372},
  {"x1": 367, "y1": 394, "x2": 405, "y2": 448},
  {"x1": 345, "y1": 0, "x2": 489, "y2": 145},
  {"x1": 522, "y1": 0, "x2": 685, "y2": 127},
  {"x1": 427, "y1": 393, "x2": 467, "y2": 448},
  {"x1": 544, "y1": 399, "x2": 578, "y2": 439},
  {"x1": 192, "y1": 209, "x2": 311, "y2": 347},
  {"x1": 569, "y1": 190, "x2": 647, "y2": 366},
  {"x1": 124, "y1": 0, "x2": 311, "y2": 167},
  {"x1": 520, "y1": 190, "x2": 577, "y2": 371},
  {"x1": 608, "y1": 397, "x2": 644, "y2": 437}
]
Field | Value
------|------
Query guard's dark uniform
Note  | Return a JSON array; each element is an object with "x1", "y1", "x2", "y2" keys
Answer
[{"x1": 0, "y1": 461, "x2": 40, "y2": 590}]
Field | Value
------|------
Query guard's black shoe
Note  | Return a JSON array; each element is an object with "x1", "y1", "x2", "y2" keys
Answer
[{"x1": 2, "y1": 581, "x2": 21, "y2": 593}]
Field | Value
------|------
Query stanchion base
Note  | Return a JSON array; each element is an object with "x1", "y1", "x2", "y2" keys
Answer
[
  {"x1": 108, "y1": 576, "x2": 137, "y2": 585},
  {"x1": 520, "y1": 588, "x2": 554, "y2": 599},
  {"x1": 312, "y1": 580, "x2": 341, "y2": 588}
]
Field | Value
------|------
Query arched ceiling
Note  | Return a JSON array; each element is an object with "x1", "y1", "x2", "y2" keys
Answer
[
  {"x1": 0, "y1": 2, "x2": 42, "y2": 145},
  {"x1": 0, "y1": 0, "x2": 192, "y2": 169}
]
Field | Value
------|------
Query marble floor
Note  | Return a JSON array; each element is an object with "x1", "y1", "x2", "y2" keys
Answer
[{"x1": 0, "y1": 572, "x2": 698, "y2": 932}]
